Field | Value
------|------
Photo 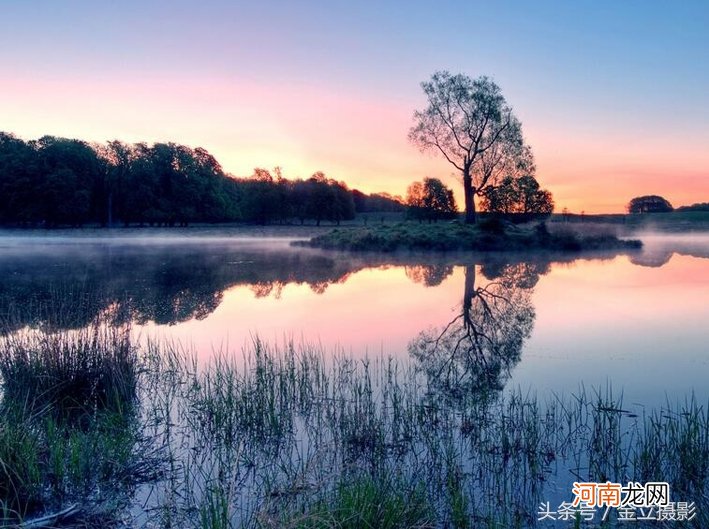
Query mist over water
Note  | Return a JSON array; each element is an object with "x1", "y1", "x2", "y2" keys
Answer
[
  {"x1": 633, "y1": 231, "x2": 709, "y2": 262},
  {"x1": 0, "y1": 229, "x2": 707, "y2": 528},
  {"x1": 1, "y1": 230, "x2": 707, "y2": 410},
  {"x1": 0, "y1": 227, "x2": 313, "y2": 251}
]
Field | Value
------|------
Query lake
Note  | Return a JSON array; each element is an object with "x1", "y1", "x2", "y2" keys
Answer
[
  {"x1": 2, "y1": 231, "x2": 707, "y2": 407},
  {"x1": 1, "y1": 230, "x2": 707, "y2": 527}
]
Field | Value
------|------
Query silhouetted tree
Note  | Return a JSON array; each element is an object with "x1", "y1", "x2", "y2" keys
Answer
[
  {"x1": 627, "y1": 195, "x2": 673, "y2": 214},
  {"x1": 0, "y1": 132, "x2": 42, "y2": 224},
  {"x1": 300, "y1": 172, "x2": 355, "y2": 226},
  {"x1": 409, "y1": 72, "x2": 530, "y2": 224},
  {"x1": 306, "y1": 172, "x2": 333, "y2": 226},
  {"x1": 97, "y1": 140, "x2": 133, "y2": 226},
  {"x1": 34, "y1": 136, "x2": 104, "y2": 227},
  {"x1": 330, "y1": 179, "x2": 356, "y2": 225},
  {"x1": 406, "y1": 177, "x2": 457, "y2": 221},
  {"x1": 481, "y1": 174, "x2": 554, "y2": 216}
]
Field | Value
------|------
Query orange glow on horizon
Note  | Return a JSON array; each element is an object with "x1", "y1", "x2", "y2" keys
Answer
[{"x1": 1, "y1": 73, "x2": 707, "y2": 214}]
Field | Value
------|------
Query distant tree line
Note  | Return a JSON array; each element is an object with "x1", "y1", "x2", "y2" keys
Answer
[
  {"x1": 0, "y1": 132, "x2": 402, "y2": 227},
  {"x1": 351, "y1": 190, "x2": 405, "y2": 213},
  {"x1": 676, "y1": 202, "x2": 709, "y2": 212},
  {"x1": 627, "y1": 196, "x2": 709, "y2": 214},
  {"x1": 238, "y1": 168, "x2": 356, "y2": 226}
]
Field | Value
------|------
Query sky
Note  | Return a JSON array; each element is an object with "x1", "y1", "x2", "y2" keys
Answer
[{"x1": 1, "y1": 0, "x2": 708, "y2": 213}]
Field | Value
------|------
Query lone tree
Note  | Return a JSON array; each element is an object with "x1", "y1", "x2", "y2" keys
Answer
[
  {"x1": 627, "y1": 195, "x2": 673, "y2": 214},
  {"x1": 409, "y1": 71, "x2": 530, "y2": 223},
  {"x1": 406, "y1": 177, "x2": 457, "y2": 221}
]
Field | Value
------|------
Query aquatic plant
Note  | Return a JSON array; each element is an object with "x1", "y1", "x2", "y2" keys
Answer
[{"x1": 0, "y1": 332, "x2": 706, "y2": 528}]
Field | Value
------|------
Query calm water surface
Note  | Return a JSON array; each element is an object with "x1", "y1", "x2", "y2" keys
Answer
[{"x1": 1, "y1": 232, "x2": 707, "y2": 408}]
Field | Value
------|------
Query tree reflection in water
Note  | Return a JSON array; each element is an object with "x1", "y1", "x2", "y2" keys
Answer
[
  {"x1": 0, "y1": 245, "x2": 356, "y2": 333},
  {"x1": 409, "y1": 262, "x2": 548, "y2": 399},
  {"x1": 404, "y1": 264, "x2": 454, "y2": 286}
]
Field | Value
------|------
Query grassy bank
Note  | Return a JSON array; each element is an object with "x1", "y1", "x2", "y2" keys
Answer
[
  {"x1": 0, "y1": 331, "x2": 706, "y2": 528},
  {"x1": 300, "y1": 220, "x2": 642, "y2": 253},
  {"x1": 550, "y1": 210, "x2": 709, "y2": 233}
]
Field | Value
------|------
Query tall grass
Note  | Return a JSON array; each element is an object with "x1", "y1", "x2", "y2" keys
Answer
[
  {"x1": 258, "y1": 474, "x2": 434, "y2": 529},
  {"x1": 0, "y1": 325, "x2": 137, "y2": 421},
  {"x1": 0, "y1": 332, "x2": 706, "y2": 527},
  {"x1": 0, "y1": 326, "x2": 150, "y2": 526},
  {"x1": 137, "y1": 340, "x2": 708, "y2": 528}
]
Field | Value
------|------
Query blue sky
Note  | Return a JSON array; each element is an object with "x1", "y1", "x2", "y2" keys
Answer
[{"x1": 1, "y1": 0, "x2": 707, "y2": 211}]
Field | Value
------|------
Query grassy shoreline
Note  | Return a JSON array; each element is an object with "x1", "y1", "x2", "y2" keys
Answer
[{"x1": 1, "y1": 210, "x2": 707, "y2": 236}]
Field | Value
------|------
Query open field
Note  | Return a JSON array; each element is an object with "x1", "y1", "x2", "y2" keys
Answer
[{"x1": 549, "y1": 211, "x2": 709, "y2": 233}]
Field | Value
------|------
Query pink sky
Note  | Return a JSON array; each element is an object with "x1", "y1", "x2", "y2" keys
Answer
[
  {"x1": 2, "y1": 72, "x2": 707, "y2": 214},
  {"x1": 2, "y1": 2, "x2": 708, "y2": 214}
]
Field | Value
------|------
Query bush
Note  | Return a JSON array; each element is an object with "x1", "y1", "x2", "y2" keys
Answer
[{"x1": 0, "y1": 328, "x2": 145, "y2": 525}]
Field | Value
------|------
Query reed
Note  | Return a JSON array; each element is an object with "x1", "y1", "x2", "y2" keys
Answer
[{"x1": 0, "y1": 332, "x2": 706, "y2": 528}]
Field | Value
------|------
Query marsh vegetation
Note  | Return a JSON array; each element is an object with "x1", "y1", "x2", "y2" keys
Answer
[{"x1": 0, "y1": 330, "x2": 707, "y2": 528}]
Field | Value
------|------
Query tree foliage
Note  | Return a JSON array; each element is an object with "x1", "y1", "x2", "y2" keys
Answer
[
  {"x1": 481, "y1": 174, "x2": 554, "y2": 216},
  {"x1": 676, "y1": 202, "x2": 709, "y2": 212},
  {"x1": 351, "y1": 190, "x2": 404, "y2": 213},
  {"x1": 0, "y1": 132, "x2": 371, "y2": 227},
  {"x1": 409, "y1": 72, "x2": 530, "y2": 223},
  {"x1": 405, "y1": 177, "x2": 457, "y2": 221},
  {"x1": 627, "y1": 195, "x2": 673, "y2": 214}
]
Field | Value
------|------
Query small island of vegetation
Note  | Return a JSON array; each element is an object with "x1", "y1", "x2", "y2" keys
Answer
[
  {"x1": 303, "y1": 71, "x2": 643, "y2": 254},
  {"x1": 301, "y1": 220, "x2": 642, "y2": 253}
]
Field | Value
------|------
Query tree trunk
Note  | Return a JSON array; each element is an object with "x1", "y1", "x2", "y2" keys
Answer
[
  {"x1": 463, "y1": 166, "x2": 476, "y2": 224},
  {"x1": 463, "y1": 265, "x2": 476, "y2": 330}
]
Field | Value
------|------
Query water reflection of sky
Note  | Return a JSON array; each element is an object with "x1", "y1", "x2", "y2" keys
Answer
[
  {"x1": 138, "y1": 249, "x2": 707, "y2": 409},
  {"x1": 139, "y1": 265, "x2": 463, "y2": 358},
  {"x1": 2, "y1": 234, "x2": 707, "y2": 409},
  {"x1": 515, "y1": 254, "x2": 708, "y2": 407}
]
